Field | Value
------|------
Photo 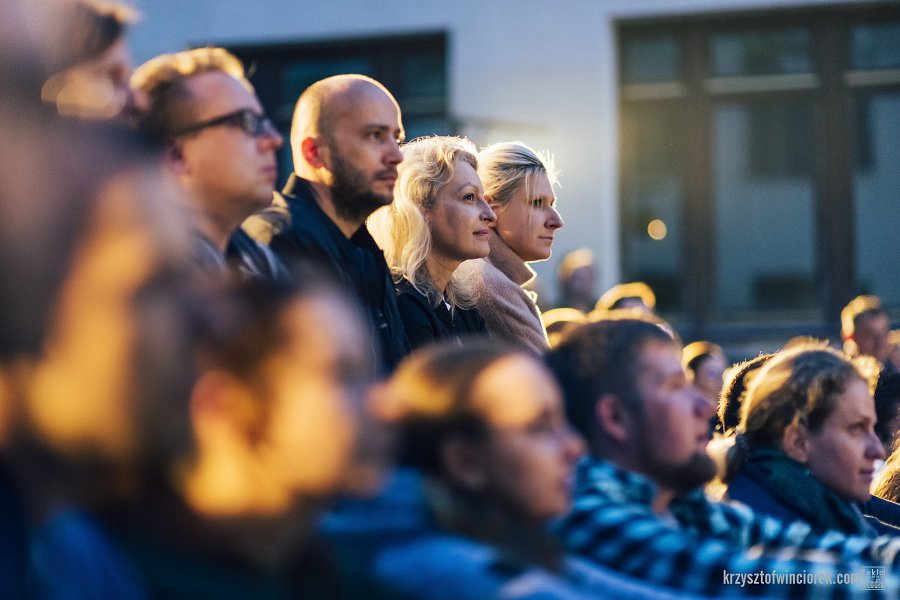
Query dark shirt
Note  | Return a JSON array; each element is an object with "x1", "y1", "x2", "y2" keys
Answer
[
  {"x1": 261, "y1": 174, "x2": 410, "y2": 373},
  {"x1": 394, "y1": 278, "x2": 488, "y2": 350},
  {"x1": 193, "y1": 230, "x2": 290, "y2": 283},
  {"x1": 0, "y1": 460, "x2": 26, "y2": 599}
]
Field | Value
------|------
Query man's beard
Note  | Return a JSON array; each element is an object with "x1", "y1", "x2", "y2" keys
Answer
[
  {"x1": 645, "y1": 450, "x2": 718, "y2": 494},
  {"x1": 329, "y1": 147, "x2": 395, "y2": 224}
]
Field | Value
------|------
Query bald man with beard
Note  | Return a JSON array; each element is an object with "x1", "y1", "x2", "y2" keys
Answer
[{"x1": 246, "y1": 75, "x2": 410, "y2": 374}]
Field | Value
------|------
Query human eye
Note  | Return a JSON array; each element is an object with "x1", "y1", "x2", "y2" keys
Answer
[
  {"x1": 530, "y1": 198, "x2": 544, "y2": 208},
  {"x1": 463, "y1": 192, "x2": 476, "y2": 203}
]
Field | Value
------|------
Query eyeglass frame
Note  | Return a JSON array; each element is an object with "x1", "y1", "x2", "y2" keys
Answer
[{"x1": 171, "y1": 108, "x2": 279, "y2": 139}]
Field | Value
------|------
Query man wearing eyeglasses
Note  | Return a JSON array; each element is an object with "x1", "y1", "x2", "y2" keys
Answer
[
  {"x1": 246, "y1": 74, "x2": 410, "y2": 374},
  {"x1": 131, "y1": 47, "x2": 289, "y2": 282}
]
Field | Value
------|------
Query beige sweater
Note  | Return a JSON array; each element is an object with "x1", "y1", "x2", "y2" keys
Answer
[{"x1": 456, "y1": 232, "x2": 549, "y2": 356}]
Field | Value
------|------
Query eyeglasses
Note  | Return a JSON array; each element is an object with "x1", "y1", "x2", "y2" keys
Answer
[{"x1": 173, "y1": 108, "x2": 278, "y2": 138}]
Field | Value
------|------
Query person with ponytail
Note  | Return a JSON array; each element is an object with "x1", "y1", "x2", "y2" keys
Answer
[
  {"x1": 455, "y1": 141, "x2": 563, "y2": 355},
  {"x1": 723, "y1": 344, "x2": 886, "y2": 536}
]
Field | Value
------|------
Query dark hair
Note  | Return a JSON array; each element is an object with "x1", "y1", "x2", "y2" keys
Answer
[
  {"x1": 841, "y1": 295, "x2": 889, "y2": 338},
  {"x1": 874, "y1": 372, "x2": 900, "y2": 450},
  {"x1": 545, "y1": 317, "x2": 674, "y2": 440},
  {"x1": 717, "y1": 353, "x2": 774, "y2": 435},
  {"x1": 390, "y1": 341, "x2": 523, "y2": 477}
]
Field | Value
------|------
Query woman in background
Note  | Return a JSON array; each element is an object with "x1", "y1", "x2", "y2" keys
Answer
[{"x1": 456, "y1": 141, "x2": 563, "y2": 355}]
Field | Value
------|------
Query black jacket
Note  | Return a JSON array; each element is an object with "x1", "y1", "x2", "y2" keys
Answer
[
  {"x1": 265, "y1": 174, "x2": 410, "y2": 373},
  {"x1": 395, "y1": 279, "x2": 488, "y2": 351}
]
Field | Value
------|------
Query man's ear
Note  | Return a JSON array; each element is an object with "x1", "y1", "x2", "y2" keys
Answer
[
  {"x1": 301, "y1": 136, "x2": 328, "y2": 170},
  {"x1": 439, "y1": 436, "x2": 486, "y2": 491},
  {"x1": 781, "y1": 422, "x2": 810, "y2": 463},
  {"x1": 595, "y1": 393, "x2": 631, "y2": 444}
]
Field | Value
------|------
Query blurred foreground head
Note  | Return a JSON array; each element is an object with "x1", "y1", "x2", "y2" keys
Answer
[{"x1": 185, "y1": 276, "x2": 389, "y2": 517}]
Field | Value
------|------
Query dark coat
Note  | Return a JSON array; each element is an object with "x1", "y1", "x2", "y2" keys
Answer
[
  {"x1": 394, "y1": 278, "x2": 488, "y2": 350},
  {"x1": 264, "y1": 174, "x2": 410, "y2": 373}
]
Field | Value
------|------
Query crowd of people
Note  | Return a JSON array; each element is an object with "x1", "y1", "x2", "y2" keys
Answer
[{"x1": 3, "y1": 1, "x2": 900, "y2": 598}]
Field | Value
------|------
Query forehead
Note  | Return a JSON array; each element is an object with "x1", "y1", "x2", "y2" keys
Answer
[
  {"x1": 857, "y1": 312, "x2": 889, "y2": 331},
  {"x1": 637, "y1": 339, "x2": 683, "y2": 379},
  {"x1": 829, "y1": 377, "x2": 876, "y2": 421},
  {"x1": 441, "y1": 159, "x2": 481, "y2": 192},
  {"x1": 185, "y1": 71, "x2": 260, "y2": 118},
  {"x1": 470, "y1": 355, "x2": 561, "y2": 428}
]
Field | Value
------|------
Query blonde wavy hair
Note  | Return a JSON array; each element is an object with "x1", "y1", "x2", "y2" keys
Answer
[{"x1": 368, "y1": 136, "x2": 478, "y2": 307}]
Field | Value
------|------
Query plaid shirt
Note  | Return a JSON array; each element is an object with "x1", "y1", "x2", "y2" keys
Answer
[{"x1": 556, "y1": 457, "x2": 900, "y2": 598}]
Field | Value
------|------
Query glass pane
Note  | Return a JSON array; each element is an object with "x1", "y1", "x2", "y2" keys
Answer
[
  {"x1": 281, "y1": 57, "x2": 374, "y2": 107},
  {"x1": 854, "y1": 92, "x2": 900, "y2": 307},
  {"x1": 622, "y1": 36, "x2": 681, "y2": 83},
  {"x1": 403, "y1": 116, "x2": 454, "y2": 139},
  {"x1": 851, "y1": 22, "x2": 900, "y2": 70},
  {"x1": 399, "y1": 53, "x2": 445, "y2": 101},
  {"x1": 710, "y1": 28, "x2": 812, "y2": 77},
  {"x1": 620, "y1": 104, "x2": 684, "y2": 312},
  {"x1": 712, "y1": 101, "x2": 820, "y2": 319}
]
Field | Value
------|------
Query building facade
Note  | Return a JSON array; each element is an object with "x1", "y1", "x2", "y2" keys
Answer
[{"x1": 131, "y1": 0, "x2": 900, "y2": 352}]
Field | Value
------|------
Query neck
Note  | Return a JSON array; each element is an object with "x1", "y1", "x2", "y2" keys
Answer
[
  {"x1": 425, "y1": 254, "x2": 460, "y2": 297},
  {"x1": 195, "y1": 214, "x2": 235, "y2": 254}
]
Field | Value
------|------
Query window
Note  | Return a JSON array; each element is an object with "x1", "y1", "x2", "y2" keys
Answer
[
  {"x1": 618, "y1": 4, "x2": 900, "y2": 339},
  {"x1": 228, "y1": 33, "x2": 449, "y2": 185}
]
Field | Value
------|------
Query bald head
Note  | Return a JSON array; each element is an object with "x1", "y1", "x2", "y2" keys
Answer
[{"x1": 291, "y1": 74, "x2": 402, "y2": 155}]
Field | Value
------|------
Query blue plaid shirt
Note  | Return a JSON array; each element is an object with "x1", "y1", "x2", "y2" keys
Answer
[{"x1": 556, "y1": 457, "x2": 900, "y2": 598}]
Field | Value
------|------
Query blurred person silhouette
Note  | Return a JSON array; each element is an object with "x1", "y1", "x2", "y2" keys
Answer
[
  {"x1": 245, "y1": 74, "x2": 410, "y2": 373},
  {"x1": 842, "y1": 295, "x2": 893, "y2": 374},
  {"x1": 594, "y1": 281, "x2": 656, "y2": 315},
  {"x1": 455, "y1": 141, "x2": 564, "y2": 355},
  {"x1": 132, "y1": 47, "x2": 289, "y2": 282},
  {"x1": 547, "y1": 317, "x2": 900, "y2": 597},
  {"x1": 721, "y1": 344, "x2": 886, "y2": 536},
  {"x1": 368, "y1": 136, "x2": 493, "y2": 350},
  {"x1": 1, "y1": 125, "x2": 201, "y2": 598},
  {"x1": 873, "y1": 372, "x2": 900, "y2": 457},
  {"x1": 350, "y1": 342, "x2": 689, "y2": 599},
  {"x1": 542, "y1": 308, "x2": 589, "y2": 349},
  {"x1": 555, "y1": 248, "x2": 597, "y2": 313},
  {"x1": 682, "y1": 340, "x2": 727, "y2": 435},
  {"x1": 91, "y1": 277, "x2": 390, "y2": 598},
  {"x1": 40, "y1": 0, "x2": 144, "y2": 122}
]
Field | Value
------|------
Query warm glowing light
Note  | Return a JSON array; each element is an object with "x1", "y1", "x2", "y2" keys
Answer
[{"x1": 647, "y1": 219, "x2": 667, "y2": 240}]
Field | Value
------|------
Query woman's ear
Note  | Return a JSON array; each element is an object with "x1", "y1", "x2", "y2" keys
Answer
[
  {"x1": 439, "y1": 436, "x2": 486, "y2": 491},
  {"x1": 781, "y1": 422, "x2": 810, "y2": 463}
]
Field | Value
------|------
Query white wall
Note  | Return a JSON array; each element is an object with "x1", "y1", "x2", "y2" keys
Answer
[{"x1": 129, "y1": 0, "x2": 859, "y2": 303}]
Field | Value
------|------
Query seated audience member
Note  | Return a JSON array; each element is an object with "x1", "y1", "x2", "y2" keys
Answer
[
  {"x1": 555, "y1": 248, "x2": 597, "y2": 314},
  {"x1": 455, "y1": 142, "x2": 563, "y2": 355},
  {"x1": 546, "y1": 317, "x2": 900, "y2": 597},
  {"x1": 722, "y1": 345, "x2": 884, "y2": 536},
  {"x1": 91, "y1": 277, "x2": 386, "y2": 599},
  {"x1": 682, "y1": 340, "x2": 727, "y2": 410},
  {"x1": 874, "y1": 372, "x2": 900, "y2": 456},
  {"x1": 41, "y1": 0, "x2": 143, "y2": 121},
  {"x1": 8, "y1": 129, "x2": 201, "y2": 598},
  {"x1": 716, "y1": 353, "x2": 774, "y2": 435},
  {"x1": 366, "y1": 342, "x2": 688, "y2": 599},
  {"x1": 245, "y1": 74, "x2": 410, "y2": 373},
  {"x1": 594, "y1": 281, "x2": 656, "y2": 315},
  {"x1": 842, "y1": 295, "x2": 893, "y2": 373},
  {"x1": 368, "y1": 136, "x2": 494, "y2": 349},
  {"x1": 132, "y1": 47, "x2": 289, "y2": 282}
]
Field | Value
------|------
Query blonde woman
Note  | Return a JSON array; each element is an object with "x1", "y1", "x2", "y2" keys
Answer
[
  {"x1": 369, "y1": 136, "x2": 495, "y2": 349},
  {"x1": 456, "y1": 141, "x2": 563, "y2": 355}
]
